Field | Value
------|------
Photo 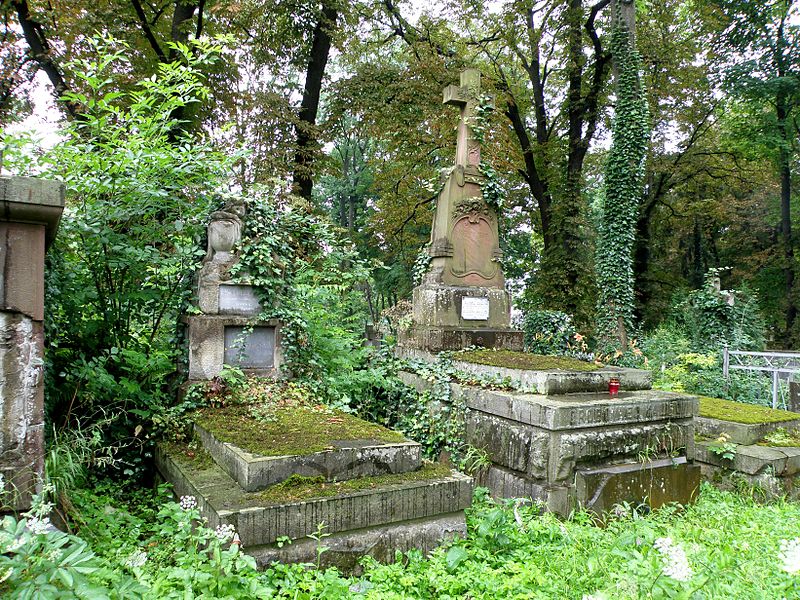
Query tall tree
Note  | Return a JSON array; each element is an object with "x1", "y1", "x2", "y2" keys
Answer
[
  {"x1": 712, "y1": 0, "x2": 800, "y2": 343},
  {"x1": 595, "y1": 0, "x2": 649, "y2": 349}
]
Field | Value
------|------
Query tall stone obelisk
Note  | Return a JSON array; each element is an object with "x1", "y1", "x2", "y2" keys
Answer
[{"x1": 400, "y1": 69, "x2": 523, "y2": 353}]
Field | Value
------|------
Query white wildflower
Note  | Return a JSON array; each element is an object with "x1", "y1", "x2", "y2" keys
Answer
[
  {"x1": 779, "y1": 538, "x2": 800, "y2": 575},
  {"x1": 582, "y1": 594, "x2": 604, "y2": 600},
  {"x1": 0, "y1": 473, "x2": 5, "y2": 493},
  {"x1": 179, "y1": 495, "x2": 197, "y2": 511},
  {"x1": 25, "y1": 516, "x2": 52, "y2": 536},
  {"x1": 124, "y1": 550, "x2": 148, "y2": 569},
  {"x1": 215, "y1": 523, "x2": 236, "y2": 543},
  {"x1": 653, "y1": 537, "x2": 692, "y2": 582}
]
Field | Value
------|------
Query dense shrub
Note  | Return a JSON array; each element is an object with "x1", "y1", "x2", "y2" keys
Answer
[
  {"x1": 38, "y1": 37, "x2": 239, "y2": 477},
  {"x1": 522, "y1": 309, "x2": 580, "y2": 355},
  {"x1": 671, "y1": 271, "x2": 766, "y2": 352}
]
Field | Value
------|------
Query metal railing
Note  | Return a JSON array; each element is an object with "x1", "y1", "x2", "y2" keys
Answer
[{"x1": 722, "y1": 346, "x2": 800, "y2": 409}]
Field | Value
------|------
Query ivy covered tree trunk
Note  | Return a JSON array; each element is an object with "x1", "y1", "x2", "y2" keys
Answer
[{"x1": 595, "y1": 0, "x2": 650, "y2": 351}]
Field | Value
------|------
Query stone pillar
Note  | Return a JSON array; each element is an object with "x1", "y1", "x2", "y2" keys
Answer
[
  {"x1": 0, "y1": 176, "x2": 64, "y2": 511},
  {"x1": 789, "y1": 375, "x2": 800, "y2": 413}
]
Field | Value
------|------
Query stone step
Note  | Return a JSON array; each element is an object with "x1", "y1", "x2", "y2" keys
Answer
[
  {"x1": 696, "y1": 440, "x2": 800, "y2": 476},
  {"x1": 194, "y1": 422, "x2": 423, "y2": 492},
  {"x1": 156, "y1": 442, "x2": 474, "y2": 549}
]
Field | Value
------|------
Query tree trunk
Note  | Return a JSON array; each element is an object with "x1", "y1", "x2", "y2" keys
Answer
[
  {"x1": 292, "y1": 3, "x2": 338, "y2": 201},
  {"x1": 11, "y1": 0, "x2": 81, "y2": 119},
  {"x1": 778, "y1": 95, "x2": 796, "y2": 339}
]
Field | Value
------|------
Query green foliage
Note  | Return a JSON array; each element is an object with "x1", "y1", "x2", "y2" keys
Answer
[
  {"x1": 39, "y1": 36, "x2": 240, "y2": 477},
  {"x1": 671, "y1": 271, "x2": 766, "y2": 352},
  {"x1": 231, "y1": 183, "x2": 375, "y2": 405},
  {"x1": 521, "y1": 309, "x2": 581, "y2": 356},
  {"x1": 595, "y1": 9, "x2": 651, "y2": 351},
  {"x1": 10, "y1": 481, "x2": 800, "y2": 598}
]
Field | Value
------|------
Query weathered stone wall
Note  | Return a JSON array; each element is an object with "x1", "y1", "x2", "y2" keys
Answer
[
  {"x1": 0, "y1": 313, "x2": 45, "y2": 509},
  {"x1": 0, "y1": 176, "x2": 64, "y2": 510}
]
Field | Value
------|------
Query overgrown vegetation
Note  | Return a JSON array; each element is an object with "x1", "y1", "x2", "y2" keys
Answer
[{"x1": 5, "y1": 483, "x2": 800, "y2": 598}]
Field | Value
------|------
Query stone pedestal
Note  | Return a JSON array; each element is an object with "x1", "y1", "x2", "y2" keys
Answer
[
  {"x1": 0, "y1": 176, "x2": 64, "y2": 511},
  {"x1": 400, "y1": 368, "x2": 701, "y2": 515},
  {"x1": 399, "y1": 69, "x2": 523, "y2": 353},
  {"x1": 186, "y1": 201, "x2": 283, "y2": 380}
]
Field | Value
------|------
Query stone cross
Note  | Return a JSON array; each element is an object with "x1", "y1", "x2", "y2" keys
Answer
[{"x1": 442, "y1": 68, "x2": 482, "y2": 169}]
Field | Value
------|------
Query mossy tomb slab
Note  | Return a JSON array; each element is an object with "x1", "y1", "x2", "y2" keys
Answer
[
  {"x1": 155, "y1": 442, "x2": 473, "y2": 547},
  {"x1": 194, "y1": 421, "x2": 422, "y2": 492},
  {"x1": 696, "y1": 398, "x2": 800, "y2": 445},
  {"x1": 444, "y1": 351, "x2": 651, "y2": 395},
  {"x1": 696, "y1": 440, "x2": 800, "y2": 476},
  {"x1": 193, "y1": 402, "x2": 406, "y2": 457},
  {"x1": 699, "y1": 396, "x2": 800, "y2": 424},
  {"x1": 457, "y1": 349, "x2": 600, "y2": 372}
]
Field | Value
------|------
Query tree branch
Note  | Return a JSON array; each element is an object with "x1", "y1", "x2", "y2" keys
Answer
[{"x1": 130, "y1": 0, "x2": 167, "y2": 61}]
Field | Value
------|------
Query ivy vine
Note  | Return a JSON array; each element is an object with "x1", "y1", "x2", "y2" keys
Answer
[
  {"x1": 595, "y1": 7, "x2": 650, "y2": 352},
  {"x1": 471, "y1": 94, "x2": 505, "y2": 213}
]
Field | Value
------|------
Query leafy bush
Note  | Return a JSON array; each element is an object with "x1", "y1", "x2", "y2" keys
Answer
[
  {"x1": 671, "y1": 271, "x2": 766, "y2": 352},
  {"x1": 36, "y1": 37, "x2": 240, "y2": 477},
  {"x1": 522, "y1": 309, "x2": 581, "y2": 356},
  {"x1": 652, "y1": 352, "x2": 774, "y2": 405},
  {"x1": 8, "y1": 481, "x2": 800, "y2": 598},
  {"x1": 232, "y1": 184, "x2": 376, "y2": 406}
]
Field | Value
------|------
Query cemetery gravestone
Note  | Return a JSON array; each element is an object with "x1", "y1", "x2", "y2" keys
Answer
[
  {"x1": 187, "y1": 200, "x2": 282, "y2": 379},
  {"x1": 399, "y1": 69, "x2": 523, "y2": 353},
  {"x1": 0, "y1": 176, "x2": 64, "y2": 510}
]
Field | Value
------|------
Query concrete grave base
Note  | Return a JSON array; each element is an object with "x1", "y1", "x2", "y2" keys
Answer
[
  {"x1": 697, "y1": 441, "x2": 800, "y2": 501},
  {"x1": 575, "y1": 457, "x2": 701, "y2": 513},
  {"x1": 194, "y1": 422, "x2": 422, "y2": 492},
  {"x1": 399, "y1": 326, "x2": 524, "y2": 353},
  {"x1": 156, "y1": 442, "x2": 473, "y2": 569},
  {"x1": 695, "y1": 415, "x2": 800, "y2": 446},
  {"x1": 247, "y1": 512, "x2": 466, "y2": 574},
  {"x1": 400, "y1": 371, "x2": 699, "y2": 515}
]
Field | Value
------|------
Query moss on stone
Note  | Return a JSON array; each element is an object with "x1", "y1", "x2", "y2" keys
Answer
[
  {"x1": 699, "y1": 396, "x2": 800, "y2": 425},
  {"x1": 457, "y1": 349, "x2": 600, "y2": 372},
  {"x1": 162, "y1": 441, "x2": 215, "y2": 469},
  {"x1": 194, "y1": 403, "x2": 406, "y2": 458},
  {"x1": 247, "y1": 462, "x2": 453, "y2": 505}
]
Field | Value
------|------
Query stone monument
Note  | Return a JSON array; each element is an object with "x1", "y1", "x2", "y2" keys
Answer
[
  {"x1": 400, "y1": 69, "x2": 523, "y2": 352},
  {"x1": 186, "y1": 199, "x2": 282, "y2": 379},
  {"x1": 0, "y1": 176, "x2": 64, "y2": 510}
]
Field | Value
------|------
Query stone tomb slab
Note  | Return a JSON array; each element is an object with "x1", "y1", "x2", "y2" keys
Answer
[
  {"x1": 695, "y1": 415, "x2": 800, "y2": 446},
  {"x1": 449, "y1": 359, "x2": 652, "y2": 395},
  {"x1": 155, "y1": 444, "x2": 473, "y2": 549},
  {"x1": 575, "y1": 457, "x2": 701, "y2": 513},
  {"x1": 195, "y1": 422, "x2": 423, "y2": 492},
  {"x1": 399, "y1": 373, "x2": 696, "y2": 430},
  {"x1": 400, "y1": 371, "x2": 697, "y2": 505},
  {"x1": 695, "y1": 441, "x2": 800, "y2": 476}
]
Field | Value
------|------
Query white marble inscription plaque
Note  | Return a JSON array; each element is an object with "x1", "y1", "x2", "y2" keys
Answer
[
  {"x1": 224, "y1": 326, "x2": 275, "y2": 368},
  {"x1": 461, "y1": 297, "x2": 490, "y2": 320},
  {"x1": 219, "y1": 285, "x2": 261, "y2": 315}
]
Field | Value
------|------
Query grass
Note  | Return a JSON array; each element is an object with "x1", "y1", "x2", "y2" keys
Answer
[
  {"x1": 456, "y1": 349, "x2": 600, "y2": 372},
  {"x1": 698, "y1": 396, "x2": 800, "y2": 425},
  {"x1": 248, "y1": 462, "x2": 453, "y2": 505}
]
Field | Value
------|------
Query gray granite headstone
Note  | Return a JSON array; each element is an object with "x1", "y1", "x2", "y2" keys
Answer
[
  {"x1": 224, "y1": 326, "x2": 275, "y2": 368},
  {"x1": 219, "y1": 285, "x2": 261, "y2": 315}
]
